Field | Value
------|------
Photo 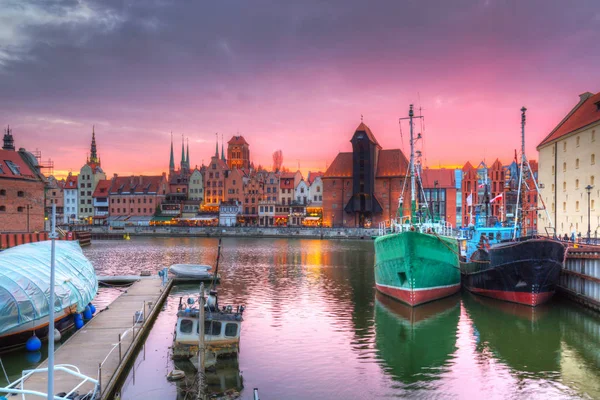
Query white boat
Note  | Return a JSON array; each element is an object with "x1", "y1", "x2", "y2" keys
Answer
[{"x1": 169, "y1": 264, "x2": 213, "y2": 279}]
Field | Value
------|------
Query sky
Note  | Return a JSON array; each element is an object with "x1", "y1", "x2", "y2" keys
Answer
[{"x1": 0, "y1": 0, "x2": 599, "y2": 179}]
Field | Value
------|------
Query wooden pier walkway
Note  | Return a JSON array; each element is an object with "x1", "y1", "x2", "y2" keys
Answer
[{"x1": 22, "y1": 278, "x2": 173, "y2": 399}]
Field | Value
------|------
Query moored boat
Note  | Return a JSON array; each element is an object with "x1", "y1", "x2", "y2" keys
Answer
[
  {"x1": 374, "y1": 105, "x2": 460, "y2": 306},
  {"x1": 459, "y1": 108, "x2": 566, "y2": 306},
  {"x1": 0, "y1": 241, "x2": 97, "y2": 352},
  {"x1": 169, "y1": 263, "x2": 213, "y2": 279}
]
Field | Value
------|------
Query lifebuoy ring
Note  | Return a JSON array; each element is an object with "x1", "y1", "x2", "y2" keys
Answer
[{"x1": 67, "y1": 232, "x2": 73, "y2": 240}]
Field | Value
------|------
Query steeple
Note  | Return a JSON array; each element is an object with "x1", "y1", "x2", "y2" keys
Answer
[
  {"x1": 89, "y1": 125, "x2": 99, "y2": 164},
  {"x1": 169, "y1": 132, "x2": 175, "y2": 172},
  {"x1": 221, "y1": 133, "x2": 225, "y2": 161},
  {"x1": 180, "y1": 135, "x2": 185, "y2": 170},
  {"x1": 215, "y1": 133, "x2": 219, "y2": 158},
  {"x1": 186, "y1": 138, "x2": 190, "y2": 169},
  {"x1": 2, "y1": 125, "x2": 15, "y2": 151}
]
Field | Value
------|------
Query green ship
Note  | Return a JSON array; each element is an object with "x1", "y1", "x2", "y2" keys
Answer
[{"x1": 374, "y1": 105, "x2": 460, "y2": 306}]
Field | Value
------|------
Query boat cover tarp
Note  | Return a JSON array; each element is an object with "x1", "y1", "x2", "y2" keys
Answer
[{"x1": 0, "y1": 241, "x2": 97, "y2": 335}]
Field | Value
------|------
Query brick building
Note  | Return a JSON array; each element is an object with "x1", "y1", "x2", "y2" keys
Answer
[
  {"x1": 45, "y1": 176, "x2": 65, "y2": 223},
  {"x1": 420, "y1": 168, "x2": 458, "y2": 227},
  {"x1": 109, "y1": 174, "x2": 168, "y2": 218},
  {"x1": 323, "y1": 122, "x2": 408, "y2": 228},
  {"x1": 0, "y1": 127, "x2": 46, "y2": 232},
  {"x1": 227, "y1": 136, "x2": 250, "y2": 170}
]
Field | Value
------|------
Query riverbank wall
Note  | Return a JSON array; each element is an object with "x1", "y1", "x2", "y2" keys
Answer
[
  {"x1": 559, "y1": 244, "x2": 600, "y2": 312},
  {"x1": 0, "y1": 230, "x2": 91, "y2": 250},
  {"x1": 86, "y1": 226, "x2": 379, "y2": 240}
]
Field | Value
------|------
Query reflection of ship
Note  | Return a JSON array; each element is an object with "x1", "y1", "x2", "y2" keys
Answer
[
  {"x1": 174, "y1": 358, "x2": 243, "y2": 400},
  {"x1": 374, "y1": 292, "x2": 460, "y2": 383},
  {"x1": 463, "y1": 292, "x2": 560, "y2": 373}
]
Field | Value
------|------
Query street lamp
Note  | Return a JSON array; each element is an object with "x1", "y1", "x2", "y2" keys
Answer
[{"x1": 586, "y1": 185, "x2": 594, "y2": 243}]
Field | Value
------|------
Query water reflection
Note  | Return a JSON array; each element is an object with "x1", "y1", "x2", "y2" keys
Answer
[{"x1": 374, "y1": 292, "x2": 460, "y2": 392}]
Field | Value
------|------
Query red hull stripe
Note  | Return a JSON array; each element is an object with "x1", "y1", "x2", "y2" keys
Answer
[
  {"x1": 376, "y1": 283, "x2": 461, "y2": 306},
  {"x1": 468, "y1": 287, "x2": 554, "y2": 306}
]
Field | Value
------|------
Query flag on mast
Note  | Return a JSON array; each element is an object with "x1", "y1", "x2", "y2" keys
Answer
[
  {"x1": 490, "y1": 193, "x2": 503, "y2": 203},
  {"x1": 466, "y1": 193, "x2": 473, "y2": 206}
]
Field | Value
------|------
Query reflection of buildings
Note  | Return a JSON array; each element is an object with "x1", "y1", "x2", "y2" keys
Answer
[
  {"x1": 374, "y1": 293, "x2": 460, "y2": 383},
  {"x1": 323, "y1": 122, "x2": 408, "y2": 228}
]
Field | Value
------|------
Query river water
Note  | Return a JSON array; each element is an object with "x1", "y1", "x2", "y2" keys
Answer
[{"x1": 3, "y1": 237, "x2": 600, "y2": 399}]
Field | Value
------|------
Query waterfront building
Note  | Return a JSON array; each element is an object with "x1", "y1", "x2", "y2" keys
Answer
[
  {"x1": 274, "y1": 205, "x2": 290, "y2": 226},
  {"x1": 45, "y1": 176, "x2": 65, "y2": 225},
  {"x1": 0, "y1": 126, "x2": 46, "y2": 232},
  {"x1": 323, "y1": 122, "x2": 408, "y2": 228},
  {"x1": 307, "y1": 172, "x2": 324, "y2": 205},
  {"x1": 78, "y1": 127, "x2": 106, "y2": 223},
  {"x1": 227, "y1": 135, "x2": 250, "y2": 170},
  {"x1": 219, "y1": 201, "x2": 242, "y2": 226},
  {"x1": 288, "y1": 204, "x2": 306, "y2": 227},
  {"x1": 279, "y1": 172, "x2": 296, "y2": 205},
  {"x1": 109, "y1": 174, "x2": 168, "y2": 226},
  {"x1": 63, "y1": 173, "x2": 78, "y2": 224},
  {"x1": 454, "y1": 169, "x2": 463, "y2": 228},
  {"x1": 166, "y1": 136, "x2": 192, "y2": 217},
  {"x1": 224, "y1": 168, "x2": 244, "y2": 205},
  {"x1": 203, "y1": 147, "x2": 229, "y2": 206},
  {"x1": 258, "y1": 201, "x2": 276, "y2": 226},
  {"x1": 420, "y1": 168, "x2": 458, "y2": 227},
  {"x1": 188, "y1": 168, "x2": 204, "y2": 202},
  {"x1": 537, "y1": 91, "x2": 600, "y2": 238},
  {"x1": 263, "y1": 171, "x2": 279, "y2": 203},
  {"x1": 295, "y1": 179, "x2": 309, "y2": 205},
  {"x1": 461, "y1": 160, "x2": 505, "y2": 226},
  {"x1": 92, "y1": 179, "x2": 111, "y2": 225},
  {"x1": 242, "y1": 174, "x2": 263, "y2": 225}
]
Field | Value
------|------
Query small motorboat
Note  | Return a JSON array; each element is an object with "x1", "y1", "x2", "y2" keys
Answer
[{"x1": 169, "y1": 264, "x2": 213, "y2": 279}]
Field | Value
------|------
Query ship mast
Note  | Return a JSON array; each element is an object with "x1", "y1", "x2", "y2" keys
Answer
[
  {"x1": 513, "y1": 107, "x2": 527, "y2": 240},
  {"x1": 409, "y1": 105, "x2": 416, "y2": 219}
]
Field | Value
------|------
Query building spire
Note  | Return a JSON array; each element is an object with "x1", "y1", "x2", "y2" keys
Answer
[
  {"x1": 180, "y1": 134, "x2": 185, "y2": 170},
  {"x1": 3, "y1": 125, "x2": 15, "y2": 151},
  {"x1": 89, "y1": 125, "x2": 99, "y2": 164},
  {"x1": 169, "y1": 132, "x2": 175, "y2": 171},
  {"x1": 186, "y1": 137, "x2": 190, "y2": 169},
  {"x1": 221, "y1": 133, "x2": 225, "y2": 161},
  {"x1": 215, "y1": 133, "x2": 219, "y2": 157}
]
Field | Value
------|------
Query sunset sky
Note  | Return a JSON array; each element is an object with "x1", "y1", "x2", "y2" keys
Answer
[{"x1": 0, "y1": 0, "x2": 598, "y2": 179}]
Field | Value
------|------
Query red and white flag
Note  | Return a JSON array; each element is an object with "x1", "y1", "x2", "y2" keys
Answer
[{"x1": 490, "y1": 193, "x2": 503, "y2": 203}]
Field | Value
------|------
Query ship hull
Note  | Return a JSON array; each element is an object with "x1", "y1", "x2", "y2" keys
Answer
[
  {"x1": 460, "y1": 238, "x2": 566, "y2": 307},
  {"x1": 374, "y1": 231, "x2": 460, "y2": 306}
]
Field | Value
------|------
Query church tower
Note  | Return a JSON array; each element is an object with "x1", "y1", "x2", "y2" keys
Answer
[
  {"x1": 87, "y1": 126, "x2": 100, "y2": 165},
  {"x1": 2, "y1": 125, "x2": 14, "y2": 151},
  {"x1": 169, "y1": 133, "x2": 175, "y2": 175}
]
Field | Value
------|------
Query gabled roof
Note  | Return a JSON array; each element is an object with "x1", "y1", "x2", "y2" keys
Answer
[
  {"x1": 228, "y1": 135, "x2": 249, "y2": 146},
  {"x1": 0, "y1": 149, "x2": 39, "y2": 181},
  {"x1": 462, "y1": 161, "x2": 475, "y2": 171},
  {"x1": 280, "y1": 178, "x2": 294, "y2": 189},
  {"x1": 92, "y1": 179, "x2": 112, "y2": 197},
  {"x1": 109, "y1": 175, "x2": 165, "y2": 195},
  {"x1": 537, "y1": 91, "x2": 600, "y2": 148},
  {"x1": 324, "y1": 149, "x2": 408, "y2": 179},
  {"x1": 307, "y1": 171, "x2": 324, "y2": 185},
  {"x1": 65, "y1": 174, "x2": 78, "y2": 188},
  {"x1": 353, "y1": 122, "x2": 380, "y2": 147},
  {"x1": 420, "y1": 168, "x2": 456, "y2": 189}
]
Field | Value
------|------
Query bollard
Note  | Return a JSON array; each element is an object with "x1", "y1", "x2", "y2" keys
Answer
[{"x1": 118, "y1": 333, "x2": 122, "y2": 361}]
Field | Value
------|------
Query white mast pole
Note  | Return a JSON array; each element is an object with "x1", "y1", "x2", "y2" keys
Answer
[
  {"x1": 409, "y1": 105, "x2": 415, "y2": 221},
  {"x1": 48, "y1": 204, "x2": 57, "y2": 399},
  {"x1": 513, "y1": 107, "x2": 526, "y2": 240}
]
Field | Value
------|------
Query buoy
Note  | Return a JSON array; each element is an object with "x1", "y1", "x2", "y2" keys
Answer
[
  {"x1": 26, "y1": 335, "x2": 41, "y2": 352},
  {"x1": 25, "y1": 351, "x2": 42, "y2": 364},
  {"x1": 73, "y1": 313, "x2": 82, "y2": 321},
  {"x1": 83, "y1": 306, "x2": 93, "y2": 320},
  {"x1": 74, "y1": 316, "x2": 84, "y2": 330},
  {"x1": 54, "y1": 328, "x2": 62, "y2": 342},
  {"x1": 89, "y1": 303, "x2": 96, "y2": 314},
  {"x1": 167, "y1": 370, "x2": 185, "y2": 381}
]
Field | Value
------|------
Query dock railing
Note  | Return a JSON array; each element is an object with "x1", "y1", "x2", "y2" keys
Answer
[{"x1": 96, "y1": 300, "x2": 151, "y2": 396}]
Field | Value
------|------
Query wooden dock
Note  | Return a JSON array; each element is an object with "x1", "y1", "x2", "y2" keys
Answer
[{"x1": 22, "y1": 278, "x2": 173, "y2": 399}]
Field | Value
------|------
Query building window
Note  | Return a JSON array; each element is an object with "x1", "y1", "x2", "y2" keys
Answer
[
  {"x1": 592, "y1": 130, "x2": 596, "y2": 142},
  {"x1": 551, "y1": 203, "x2": 555, "y2": 212},
  {"x1": 592, "y1": 154, "x2": 596, "y2": 165},
  {"x1": 552, "y1": 165, "x2": 555, "y2": 175},
  {"x1": 563, "y1": 182, "x2": 566, "y2": 191},
  {"x1": 562, "y1": 202, "x2": 566, "y2": 212},
  {"x1": 0, "y1": 206, "x2": 5, "y2": 212},
  {"x1": 563, "y1": 162, "x2": 567, "y2": 172},
  {"x1": 17, "y1": 206, "x2": 24, "y2": 212},
  {"x1": 576, "y1": 159, "x2": 580, "y2": 169},
  {"x1": 563, "y1": 142, "x2": 567, "y2": 152},
  {"x1": 576, "y1": 201, "x2": 580, "y2": 212},
  {"x1": 551, "y1": 184, "x2": 555, "y2": 192},
  {"x1": 576, "y1": 179, "x2": 579, "y2": 189},
  {"x1": 576, "y1": 136, "x2": 580, "y2": 147},
  {"x1": 17, "y1": 191, "x2": 24, "y2": 197},
  {"x1": 0, "y1": 189, "x2": 5, "y2": 196}
]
